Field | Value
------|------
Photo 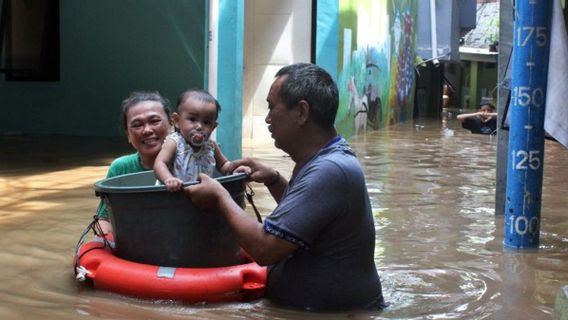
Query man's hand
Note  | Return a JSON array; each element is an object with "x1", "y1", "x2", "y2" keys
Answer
[
  {"x1": 232, "y1": 157, "x2": 277, "y2": 184},
  {"x1": 184, "y1": 173, "x2": 229, "y2": 209}
]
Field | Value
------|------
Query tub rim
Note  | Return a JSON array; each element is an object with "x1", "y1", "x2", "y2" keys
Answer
[{"x1": 94, "y1": 171, "x2": 248, "y2": 194}]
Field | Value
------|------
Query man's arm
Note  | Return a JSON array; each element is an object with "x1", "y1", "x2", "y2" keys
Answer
[{"x1": 185, "y1": 174, "x2": 297, "y2": 265}]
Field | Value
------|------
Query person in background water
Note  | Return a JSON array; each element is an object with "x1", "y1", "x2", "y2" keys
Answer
[
  {"x1": 185, "y1": 63, "x2": 386, "y2": 311},
  {"x1": 457, "y1": 102, "x2": 497, "y2": 135},
  {"x1": 154, "y1": 89, "x2": 234, "y2": 192},
  {"x1": 95, "y1": 91, "x2": 172, "y2": 234}
]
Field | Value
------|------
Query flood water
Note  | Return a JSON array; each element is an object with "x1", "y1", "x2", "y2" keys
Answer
[{"x1": 1, "y1": 118, "x2": 568, "y2": 319}]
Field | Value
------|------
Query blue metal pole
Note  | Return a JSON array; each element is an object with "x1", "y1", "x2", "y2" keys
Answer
[{"x1": 504, "y1": 1, "x2": 552, "y2": 249}]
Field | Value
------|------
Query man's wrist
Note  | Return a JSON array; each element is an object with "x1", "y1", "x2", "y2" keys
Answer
[{"x1": 264, "y1": 170, "x2": 280, "y2": 187}]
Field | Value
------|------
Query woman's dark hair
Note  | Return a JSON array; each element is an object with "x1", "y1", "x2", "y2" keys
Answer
[
  {"x1": 275, "y1": 63, "x2": 339, "y2": 128},
  {"x1": 176, "y1": 89, "x2": 221, "y2": 117},
  {"x1": 121, "y1": 91, "x2": 171, "y2": 130}
]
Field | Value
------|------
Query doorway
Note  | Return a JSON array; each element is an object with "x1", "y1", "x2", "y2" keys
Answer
[{"x1": 242, "y1": 0, "x2": 312, "y2": 148}]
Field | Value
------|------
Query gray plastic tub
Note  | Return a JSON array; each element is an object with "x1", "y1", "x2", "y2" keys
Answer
[{"x1": 94, "y1": 171, "x2": 247, "y2": 268}]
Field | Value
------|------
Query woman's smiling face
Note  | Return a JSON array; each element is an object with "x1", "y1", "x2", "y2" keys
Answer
[{"x1": 125, "y1": 100, "x2": 171, "y2": 167}]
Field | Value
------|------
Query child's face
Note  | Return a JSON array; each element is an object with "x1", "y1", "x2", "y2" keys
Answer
[
  {"x1": 479, "y1": 105, "x2": 493, "y2": 113},
  {"x1": 173, "y1": 98, "x2": 218, "y2": 148}
]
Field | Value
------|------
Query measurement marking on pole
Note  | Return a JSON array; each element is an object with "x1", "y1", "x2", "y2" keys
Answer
[
  {"x1": 516, "y1": 26, "x2": 548, "y2": 47},
  {"x1": 512, "y1": 86, "x2": 545, "y2": 107},
  {"x1": 509, "y1": 215, "x2": 539, "y2": 236},
  {"x1": 505, "y1": 0, "x2": 550, "y2": 249},
  {"x1": 512, "y1": 150, "x2": 541, "y2": 170}
]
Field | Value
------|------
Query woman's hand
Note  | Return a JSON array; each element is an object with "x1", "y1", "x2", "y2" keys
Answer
[{"x1": 95, "y1": 219, "x2": 113, "y2": 236}]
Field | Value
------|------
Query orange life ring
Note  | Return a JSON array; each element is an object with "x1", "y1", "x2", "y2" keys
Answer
[{"x1": 75, "y1": 237, "x2": 267, "y2": 302}]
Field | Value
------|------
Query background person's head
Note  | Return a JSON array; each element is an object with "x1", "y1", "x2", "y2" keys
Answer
[
  {"x1": 174, "y1": 89, "x2": 221, "y2": 148},
  {"x1": 274, "y1": 63, "x2": 339, "y2": 129},
  {"x1": 479, "y1": 103, "x2": 495, "y2": 113},
  {"x1": 121, "y1": 91, "x2": 172, "y2": 167}
]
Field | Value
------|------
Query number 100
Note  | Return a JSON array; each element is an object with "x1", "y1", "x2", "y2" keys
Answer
[{"x1": 509, "y1": 215, "x2": 539, "y2": 236}]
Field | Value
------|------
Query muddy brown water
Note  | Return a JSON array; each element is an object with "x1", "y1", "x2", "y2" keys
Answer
[{"x1": 1, "y1": 119, "x2": 568, "y2": 319}]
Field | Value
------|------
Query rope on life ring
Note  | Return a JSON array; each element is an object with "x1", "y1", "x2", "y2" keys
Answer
[{"x1": 74, "y1": 203, "x2": 115, "y2": 281}]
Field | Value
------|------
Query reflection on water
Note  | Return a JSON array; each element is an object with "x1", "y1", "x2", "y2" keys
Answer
[{"x1": 2, "y1": 120, "x2": 568, "y2": 319}]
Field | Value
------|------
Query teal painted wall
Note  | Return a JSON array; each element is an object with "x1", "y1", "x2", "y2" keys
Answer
[
  {"x1": 316, "y1": 0, "x2": 339, "y2": 80},
  {"x1": 216, "y1": 0, "x2": 244, "y2": 160},
  {"x1": 0, "y1": 0, "x2": 207, "y2": 136}
]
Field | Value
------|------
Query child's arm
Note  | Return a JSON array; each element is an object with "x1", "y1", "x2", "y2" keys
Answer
[
  {"x1": 154, "y1": 139, "x2": 183, "y2": 191},
  {"x1": 212, "y1": 141, "x2": 232, "y2": 175},
  {"x1": 456, "y1": 112, "x2": 479, "y2": 123}
]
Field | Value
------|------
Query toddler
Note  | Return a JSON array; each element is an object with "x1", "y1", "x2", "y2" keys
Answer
[{"x1": 154, "y1": 89, "x2": 233, "y2": 191}]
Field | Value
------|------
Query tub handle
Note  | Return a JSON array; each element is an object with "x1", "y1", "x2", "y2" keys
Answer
[{"x1": 245, "y1": 184, "x2": 263, "y2": 223}]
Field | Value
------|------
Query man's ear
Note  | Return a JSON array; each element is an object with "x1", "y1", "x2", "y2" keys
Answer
[{"x1": 296, "y1": 100, "x2": 310, "y2": 125}]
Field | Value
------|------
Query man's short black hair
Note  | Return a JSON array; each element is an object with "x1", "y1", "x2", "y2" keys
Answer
[{"x1": 275, "y1": 63, "x2": 339, "y2": 128}]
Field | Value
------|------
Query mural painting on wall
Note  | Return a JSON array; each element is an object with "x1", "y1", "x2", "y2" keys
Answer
[{"x1": 336, "y1": 0, "x2": 417, "y2": 137}]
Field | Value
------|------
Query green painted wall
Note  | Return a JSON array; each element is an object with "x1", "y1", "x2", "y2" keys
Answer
[{"x1": 0, "y1": 0, "x2": 207, "y2": 136}]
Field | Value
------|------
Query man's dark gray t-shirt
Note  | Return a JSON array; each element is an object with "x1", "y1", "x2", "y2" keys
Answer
[{"x1": 264, "y1": 136, "x2": 384, "y2": 311}]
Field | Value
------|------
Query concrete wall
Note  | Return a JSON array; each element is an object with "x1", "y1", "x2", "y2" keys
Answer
[{"x1": 416, "y1": 0, "x2": 463, "y2": 62}]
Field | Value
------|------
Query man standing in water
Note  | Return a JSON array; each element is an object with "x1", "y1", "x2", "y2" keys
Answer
[{"x1": 185, "y1": 63, "x2": 385, "y2": 311}]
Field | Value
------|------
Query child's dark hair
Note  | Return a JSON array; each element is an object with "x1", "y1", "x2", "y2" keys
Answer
[
  {"x1": 177, "y1": 89, "x2": 221, "y2": 117},
  {"x1": 479, "y1": 102, "x2": 495, "y2": 111},
  {"x1": 121, "y1": 91, "x2": 171, "y2": 130}
]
